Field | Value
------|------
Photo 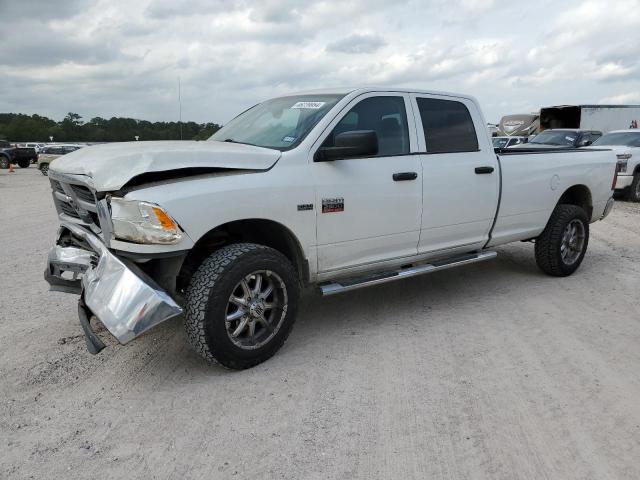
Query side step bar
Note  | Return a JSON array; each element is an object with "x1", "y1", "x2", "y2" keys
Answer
[{"x1": 320, "y1": 251, "x2": 497, "y2": 296}]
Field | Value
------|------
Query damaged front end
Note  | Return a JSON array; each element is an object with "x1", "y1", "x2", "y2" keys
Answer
[{"x1": 45, "y1": 221, "x2": 183, "y2": 354}]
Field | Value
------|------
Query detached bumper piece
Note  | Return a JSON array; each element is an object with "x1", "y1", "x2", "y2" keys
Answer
[{"x1": 45, "y1": 222, "x2": 183, "y2": 353}]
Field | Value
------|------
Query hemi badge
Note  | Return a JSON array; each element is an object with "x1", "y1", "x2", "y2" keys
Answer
[
  {"x1": 322, "y1": 198, "x2": 344, "y2": 213},
  {"x1": 297, "y1": 204, "x2": 314, "y2": 211}
]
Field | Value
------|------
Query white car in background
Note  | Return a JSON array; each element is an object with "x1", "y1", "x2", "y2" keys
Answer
[
  {"x1": 591, "y1": 130, "x2": 640, "y2": 201},
  {"x1": 492, "y1": 136, "x2": 528, "y2": 149}
]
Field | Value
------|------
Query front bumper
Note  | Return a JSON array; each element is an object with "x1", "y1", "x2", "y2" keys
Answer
[{"x1": 45, "y1": 222, "x2": 183, "y2": 352}]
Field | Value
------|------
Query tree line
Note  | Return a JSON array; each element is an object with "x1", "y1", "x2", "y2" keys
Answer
[{"x1": 0, "y1": 112, "x2": 222, "y2": 143}]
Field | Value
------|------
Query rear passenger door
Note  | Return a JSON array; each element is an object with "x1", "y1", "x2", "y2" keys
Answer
[{"x1": 411, "y1": 94, "x2": 500, "y2": 255}]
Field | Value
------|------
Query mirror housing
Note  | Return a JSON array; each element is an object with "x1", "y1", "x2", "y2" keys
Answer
[
  {"x1": 314, "y1": 130, "x2": 378, "y2": 162},
  {"x1": 578, "y1": 138, "x2": 593, "y2": 147}
]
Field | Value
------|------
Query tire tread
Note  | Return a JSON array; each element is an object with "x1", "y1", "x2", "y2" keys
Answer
[{"x1": 184, "y1": 243, "x2": 298, "y2": 369}]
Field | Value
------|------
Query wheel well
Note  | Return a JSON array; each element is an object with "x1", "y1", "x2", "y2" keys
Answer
[
  {"x1": 558, "y1": 185, "x2": 593, "y2": 220},
  {"x1": 177, "y1": 219, "x2": 308, "y2": 291}
]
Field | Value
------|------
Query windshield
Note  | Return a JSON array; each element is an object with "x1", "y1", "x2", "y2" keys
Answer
[
  {"x1": 530, "y1": 130, "x2": 577, "y2": 146},
  {"x1": 209, "y1": 94, "x2": 345, "y2": 150},
  {"x1": 592, "y1": 132, "x2": 640, "y2": 147}
]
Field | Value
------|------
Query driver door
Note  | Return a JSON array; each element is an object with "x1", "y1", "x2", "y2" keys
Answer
[{"x1": 312, "y1": 93, "x2": 422, "y2": 273}]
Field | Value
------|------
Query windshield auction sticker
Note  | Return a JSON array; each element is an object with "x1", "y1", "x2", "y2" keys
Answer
[{"x1": 291, "y1": 101, "x2": 326, "y2": 109}]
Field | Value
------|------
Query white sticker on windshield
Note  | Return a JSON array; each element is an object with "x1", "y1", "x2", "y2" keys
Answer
[
  {"x1": 566, "y1": 136, "x2": 575, "y2": 142},
  {"x1": 291, "y1": 101, "x2": 326, "y2": 109},
  {"x1": 282, "y1": 136, "x2": 296, "y2": 143}
]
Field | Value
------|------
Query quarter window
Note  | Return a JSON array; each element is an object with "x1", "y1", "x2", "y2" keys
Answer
[
  {"x1": 416, "y1": 98, "x2": 479, "y2": 153},
  {"x1": 322, "y1": 96, "x2": 410, "y2": 157}
]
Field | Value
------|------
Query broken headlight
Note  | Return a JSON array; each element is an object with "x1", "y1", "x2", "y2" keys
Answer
[{"x1": 110, "y1": 198, "x2": 183, "y2": 244}]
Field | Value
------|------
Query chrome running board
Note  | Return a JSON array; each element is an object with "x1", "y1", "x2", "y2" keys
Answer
[{"x1": 319, "y1": 251, "x2": 497, "y2": 296}]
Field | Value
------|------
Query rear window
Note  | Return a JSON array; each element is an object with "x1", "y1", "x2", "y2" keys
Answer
[{"x1": 416, "y1": 98, "x2": 479, "y2": 153}]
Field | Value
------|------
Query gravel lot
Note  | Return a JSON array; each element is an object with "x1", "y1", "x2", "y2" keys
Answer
[{"x1": 1, "y1": 167, "x2": 640, "y2": 479}]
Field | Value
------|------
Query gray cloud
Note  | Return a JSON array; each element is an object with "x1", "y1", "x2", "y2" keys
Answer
[
  {"x1": 1, "y1": 0, "x2": 640, "y2": 125},
  {"x1": 326, "y1": 34, "x2": 387, "y2": 54}
]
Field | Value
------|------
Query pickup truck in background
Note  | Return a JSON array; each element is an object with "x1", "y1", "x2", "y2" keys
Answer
[
  {"x1": 44, "y1": 87, "x2": 618, "y2": 369},
  {"x1": 0, "y1": 140, "x2": 37, "y2": 169},
  {"x1": 510, "y1": 129, "x2": 602, "y2": 149},
  {"x1": 590, "y1": 130, "x2": 640, "y2": 201}
]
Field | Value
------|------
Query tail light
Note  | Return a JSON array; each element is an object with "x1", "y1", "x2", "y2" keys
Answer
[
  {"x1": 612, "y1": 162, "x2": 622, "y2": 190},
  {"x1": 616, "y1": 153, "x2": 631, "y2": 173}
]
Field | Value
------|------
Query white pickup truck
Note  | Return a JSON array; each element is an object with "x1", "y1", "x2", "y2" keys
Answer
[
  {"x1": 45, "y1": 87, "x2": 618, "y2": 369},
  {"x1": 590, "y1": 130, "x2": 640, "y2": 201}
]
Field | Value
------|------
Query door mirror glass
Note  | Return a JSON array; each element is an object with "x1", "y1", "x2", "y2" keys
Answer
[
  {"x1": 315, "y1": 130, "x2": 378, "y2": 161},
  {"x1": 578, "y1": 138, "x2": 592, "y2": 147}
]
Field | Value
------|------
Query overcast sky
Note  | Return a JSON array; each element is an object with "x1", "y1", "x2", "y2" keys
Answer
[{"x1": 1, "y1": 0, "x2": 639, "y2": 125}]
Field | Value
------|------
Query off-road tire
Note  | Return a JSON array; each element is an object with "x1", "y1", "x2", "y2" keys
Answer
[
  {"x1": 17, "y1": 159, "x2": 30, "y2": 168},
  {"x1": 628, "y1": 173, "x2": 640, "y2": 202},
  {"x1": 185, "y1": 243, "x2": 299, "y2": 369},
  {"x1": 40, "y1": 163, "x2": 49, "y2": 176},
  {"x1": 0, "y1": 156, "x2": 9, "y2": 169},
  {"x1": 535, "y1": 204, "x2": 589, "y2": 277}
]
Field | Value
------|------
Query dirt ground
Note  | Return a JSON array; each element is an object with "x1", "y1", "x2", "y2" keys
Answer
[{"x1": 1, "y1": 167, "x2": 640, "y2": 480}]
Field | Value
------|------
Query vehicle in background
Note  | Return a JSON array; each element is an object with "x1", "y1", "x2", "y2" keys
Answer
[
  {"x1": 510, "y1": 129, "x2": 601, "y2": 150},
  {"x1": 487, "y1": 123, "x2": 499, "y2": 137},
  {"x1": 498, "y1": 113, "x2": 540, "y2": 137},
  {"x1": 540, "y1": 104, "x2": 640, "y2": 133},
  {"x1": 37, "y1": 144, "x2": 84, "y2": 176},
  {"x1": 590, "y1": 130, "x2": 640, "y2": 201},
  {"x1": 44, "y1": 87, "x2": 617, "y2": 369},
  {"x1": 0, "y1": 140, "x2": 37, "y2": 169},
  {"x1": 18, "y1": 142, "x2": 46, "y2": 154},
  {"x1": 492, "y1": 136, "x2": 528, "y2": 149}
]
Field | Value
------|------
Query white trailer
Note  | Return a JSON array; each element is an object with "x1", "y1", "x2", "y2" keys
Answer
[{"x1": 540, "y1": 105, "x2": 640, "y2": 133}]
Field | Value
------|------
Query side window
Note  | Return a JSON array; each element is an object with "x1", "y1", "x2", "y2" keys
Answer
[
  {"x1": 416, "y1": 98, "x2": 479, "y2": 153},
  {"x1": 322, "y1": 96, "x2": 410, "y2": 157}
]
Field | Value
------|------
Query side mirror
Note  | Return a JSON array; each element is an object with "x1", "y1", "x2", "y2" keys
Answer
[
  {"x1": 314, "y1": 130, "x2": 378, "y2": 162},
  {"x1": 578, "y1": 139, "x2": 592, "y2": 147}
]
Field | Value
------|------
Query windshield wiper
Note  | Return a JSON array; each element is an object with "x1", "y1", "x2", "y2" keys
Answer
[{"x1": 222, "y1": 138, "x2": 256, "y2": 147}]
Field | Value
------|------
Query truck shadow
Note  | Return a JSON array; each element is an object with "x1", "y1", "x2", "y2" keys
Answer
[{"x1": 133, "y1": 244, "x2": 543, "y2": 381}]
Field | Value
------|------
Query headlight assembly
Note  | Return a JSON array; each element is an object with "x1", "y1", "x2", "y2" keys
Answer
[{"x1": 110, "y1": 198, "x2": 183, "y2": 244}]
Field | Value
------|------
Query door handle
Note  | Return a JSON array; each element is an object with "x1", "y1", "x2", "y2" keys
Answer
[
  {"x1": 392, "y1": 172, "x2": 418, "y2": 181},
  {"x1": 475, "y1": 166, "x2": 494, "y2": 174}
]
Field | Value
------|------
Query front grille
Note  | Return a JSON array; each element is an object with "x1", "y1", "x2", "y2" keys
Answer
[
  {"x1": 59, "y1": 201, "x2": 81, "y2": 219},
  {"x1": 51, "y1": 180, "x2": 65, "y2": 194},
  {"x1": 50, "y1": 178, "x2": 101, "y2": 231},
  {"x1": 70, "y1": 184, "x2": 95, "y2": 203}
]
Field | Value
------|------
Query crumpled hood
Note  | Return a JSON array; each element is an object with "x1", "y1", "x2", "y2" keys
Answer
[{"x1": 49, "y1": 140, "x2": 281, "y2": 191}]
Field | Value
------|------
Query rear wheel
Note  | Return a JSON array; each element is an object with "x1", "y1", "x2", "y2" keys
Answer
[
  {"x1": 185, "y1": 243, "x2": 299, "y2": 369},
  {"x1": 535, "y1": 204, "x2": 589, "y2": 277},
  {"x1": 628, "y1": 173, "x2": 640, "y2": 202},
  {"x1": 40, "y1": 163, "x2": 49, "y2": 176},
  {"x1": 17, "y1": 159, "x2": 30, "y2": 168},
  {"x1": 0, "y1": 156, "x2": 9, "y2": 169}
]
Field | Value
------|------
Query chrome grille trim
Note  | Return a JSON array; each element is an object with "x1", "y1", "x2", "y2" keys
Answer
[{"x1": 49, "y1": 177, "x2": 102, "y2": 235}]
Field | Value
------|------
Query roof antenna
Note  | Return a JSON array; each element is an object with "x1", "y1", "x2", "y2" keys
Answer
[{"x1": 178, "y1": 76, "x2": 183, "y2": 140}]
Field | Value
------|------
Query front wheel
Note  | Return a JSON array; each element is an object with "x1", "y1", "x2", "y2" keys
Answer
[
  {"x1": 40, "y1": 163, "x2": 49, "y2": 176},
  {"x1": 535, "y1": 204, "x2": 589, "y2": 277},
  {"x1": 0, "y1": 156, "x2": 9, "y2": 169},
  {"x1": 17, "y1": 159, "x2": 30, "y2": 168},
  {"x1": 185, "y1": 243, "x2": 299, "y2": 369}
]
